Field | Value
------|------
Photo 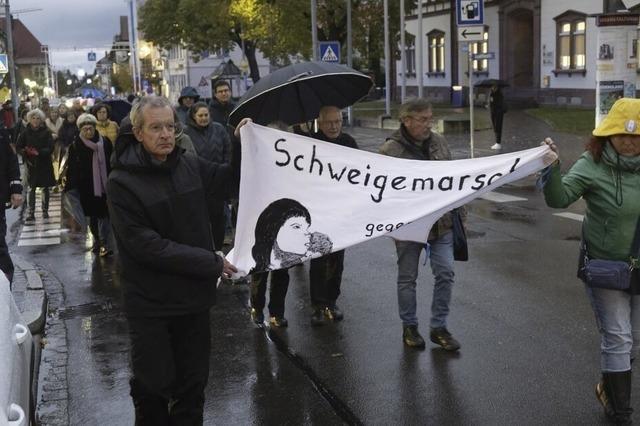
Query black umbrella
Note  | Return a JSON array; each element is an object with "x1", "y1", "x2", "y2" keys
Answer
[
  {"x1": 474, "y1": 78, "x2": 509, "y2": 88},
  {"x1": 102, "y1": 99, "x2": 132, "y2": 125},
  {"x1": 229, "y1": 61, "x2": 373, "y2": 127}
]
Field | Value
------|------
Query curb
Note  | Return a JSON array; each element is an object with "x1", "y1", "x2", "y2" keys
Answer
[{"x1": 12, "y1": 254, "x2": 48, "y2": 334}]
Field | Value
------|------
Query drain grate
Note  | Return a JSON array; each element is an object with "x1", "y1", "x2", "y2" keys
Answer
[{"x1": 58, "y1": 300, "x2": 115, "y2": 319}]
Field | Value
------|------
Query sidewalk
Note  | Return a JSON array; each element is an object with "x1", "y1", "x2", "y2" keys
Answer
[{"x1": 10, "y1": 254, "x2": 47, "y2": 335}]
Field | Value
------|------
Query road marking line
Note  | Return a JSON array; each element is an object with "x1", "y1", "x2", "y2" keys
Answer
[
  {"x1": 553, "y1": 212, "x2": 584, "y2": 222},
  {"x1": 18, "y1": 193, "x2": 63, "y2": 246},
  {"x1": 479, "y1": 192, "x2": 527, "y2": 203},
  {"x1": 18, "y1": 237, "x2": 60, "y2": 246}
]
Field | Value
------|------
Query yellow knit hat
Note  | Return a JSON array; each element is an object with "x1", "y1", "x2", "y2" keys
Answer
[{"x1": 593, "y1": 98, "x2": 640, "y2": 137}]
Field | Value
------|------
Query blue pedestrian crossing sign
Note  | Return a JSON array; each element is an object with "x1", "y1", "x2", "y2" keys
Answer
[
  {"x1": 0, "y1": 54, "x2": 8, "y2": 74},
  {"x1": 319, "y1": 41, "x2": 340, "y2": 63},
  {"x1": 456, "y1": 0, "x2": 484, "y2": 26},
  {"x1": 88, "y1": 52, "x2": 97, "y2": 61}
]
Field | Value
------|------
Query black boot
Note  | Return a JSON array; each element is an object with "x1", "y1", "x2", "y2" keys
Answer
[{"x1": 596, "y1": 371, "x2": 633, "y2": 424}]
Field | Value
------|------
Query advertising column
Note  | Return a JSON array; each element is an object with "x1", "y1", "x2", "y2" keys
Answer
[{"x1": 595, "y1": 14, "x2": 639, "y2": 126}]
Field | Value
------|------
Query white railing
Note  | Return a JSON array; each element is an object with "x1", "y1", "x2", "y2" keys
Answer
[{"x1": 0, "y1": 273, "x2": 32, "y2": 426}]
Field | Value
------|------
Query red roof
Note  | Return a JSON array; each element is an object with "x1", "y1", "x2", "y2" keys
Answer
[{"x1": 0, "y1": 18, "x2": 45, "y2": 65}]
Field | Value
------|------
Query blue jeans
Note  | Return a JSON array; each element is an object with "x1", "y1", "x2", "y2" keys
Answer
[
  {"x1": 395, "y1": 231, "x2": 455, "y2": 329},
  {"x1": 586, "y1": 286, "x2": 640, "y2": 372}
]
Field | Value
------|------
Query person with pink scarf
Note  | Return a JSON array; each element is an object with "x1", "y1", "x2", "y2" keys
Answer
[{"x1": 65, "y1": 113, "x2": 113, "y2": 256}]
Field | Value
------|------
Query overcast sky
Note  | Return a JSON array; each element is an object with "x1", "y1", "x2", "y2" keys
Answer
[{"x1": 14, "y1": 0, "x2": 131, "y2": 74}]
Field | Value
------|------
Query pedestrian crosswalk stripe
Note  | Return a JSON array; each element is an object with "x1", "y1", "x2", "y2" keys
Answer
[
  {"x1": 553, "y1": 212, "x2": 584, "y2": 222},
  {"x1": 18, "y1": 192, "x2": 62, "y2": 246},
  {"x1": 479, "y1": 192, "x2": 527, "y2": 203}
]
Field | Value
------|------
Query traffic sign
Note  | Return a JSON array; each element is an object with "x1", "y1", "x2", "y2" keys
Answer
[
  {"x1": 456, "y1": 0, "x2": 484, "y2": 26},
  {"x1": 458, "y1": 26, "x2": 484, "y2": 42},
  {"x1": 0, "y1": 54, "x2": 7, "y2": 74},
  {"x1": 88, "y1": 52, "x2": 96, "y2": 61},
  {"x1": 473, "y1": 52, "x2": 494, "y2": 60},
  {"x1": 319, "y1": 41, "x2": 340, "y2": 63}
]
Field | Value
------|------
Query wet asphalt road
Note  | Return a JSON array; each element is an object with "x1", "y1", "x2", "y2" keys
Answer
[{"x1": 13, "y1": 115, "x2": 621, "y2": 425}]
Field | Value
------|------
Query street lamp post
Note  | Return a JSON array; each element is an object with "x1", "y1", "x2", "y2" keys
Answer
[
  {"x1": 3, "y1": 0, "x2": 19, "y2": 121},
  {"x1": 383, "y1": 0, "x2": 391, "y2": 116},
  {"x1": 311, "y1": 0, "x2": 318, "y2": 61}
]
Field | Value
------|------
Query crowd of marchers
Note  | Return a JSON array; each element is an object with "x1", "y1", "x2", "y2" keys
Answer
[{"x1": 1, "y1": 79, "x2": 639, "y2": 425}]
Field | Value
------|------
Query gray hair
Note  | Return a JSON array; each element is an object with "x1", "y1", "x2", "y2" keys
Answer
[
  {"x1": 318, "y1": 105, "x2": 340, "y2": 122},
  {"x1": 398, "y1": 98, "x2": 433, "y2": 121},
  {"x1": 129, "y1": 95, "x2": 174, "y2": 129},
  {"x1": 26, "y1": 108, "x2": 46, "y2": 121}
]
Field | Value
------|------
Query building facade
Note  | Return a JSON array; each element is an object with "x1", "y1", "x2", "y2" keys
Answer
[{"x1": 400, "y1": 0, "x2": 638, "y2": 107}]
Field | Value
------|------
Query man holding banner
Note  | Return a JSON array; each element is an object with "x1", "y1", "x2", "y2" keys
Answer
[
  {"x1": 309, "y1": 106, "x2": 359, "y2": 326},
  {"x1": 379, "y1": 99, "x2": 462, "y2": 351}
]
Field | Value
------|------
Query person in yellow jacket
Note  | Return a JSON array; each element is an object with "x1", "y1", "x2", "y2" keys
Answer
[{"x1": 91, "y1": 103, "x2": 119, "y2": 145}]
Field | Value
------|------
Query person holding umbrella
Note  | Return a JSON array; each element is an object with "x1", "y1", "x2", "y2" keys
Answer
[{"x1": 308, "y1": 105, "x2": 358, "y2": 326}]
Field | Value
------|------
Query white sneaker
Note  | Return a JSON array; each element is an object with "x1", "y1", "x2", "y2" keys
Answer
[{"x1": 490, "y1": 143, "x2": 502, "y2": 150}]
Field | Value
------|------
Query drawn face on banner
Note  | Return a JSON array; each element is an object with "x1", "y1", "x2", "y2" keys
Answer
[
  {"x1": 276, "y1": 216, "x2": 310, "y2": 255},
  {"x1": 251, "y1": 198, "x2": 333, "y2": 272}
]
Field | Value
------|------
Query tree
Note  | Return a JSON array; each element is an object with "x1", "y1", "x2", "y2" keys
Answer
[
  {"x1": 138, "y1": 0, "x2": 313, "y2": 82},
  {"x1": 111, "y1": 67, "x2": 133, "y2": 94}
]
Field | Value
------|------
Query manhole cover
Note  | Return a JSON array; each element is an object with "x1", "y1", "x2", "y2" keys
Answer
[{"x1": 58, "y1": 300, "x2": 114, "y2": 319}]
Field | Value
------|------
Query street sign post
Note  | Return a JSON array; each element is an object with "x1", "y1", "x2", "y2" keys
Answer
[
  {"x1": 0, "y1": 54, "x2": 8, "y2": 75},
  {"x1": 457, "y1": 25, "x2": 484, "y2": 42},
  {"x1": 456, "y1": 0, "x2": 484, "y2": 26},
  {"x1": 319, "y1": 41, "x2": 341, "y2": 63}
]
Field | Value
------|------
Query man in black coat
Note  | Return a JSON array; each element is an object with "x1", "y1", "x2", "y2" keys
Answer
[
  {"x1": 209, "y1": 80, "x2": 236, "y2": 126},
  {"x1": 0, "y1": 130, "x2": 23, "y2": 285},
  {"x1": 107, "y1": 96, "x2": 237, "y2": 425},
  {"x1": 308, "y1": 106, "x2": 358, "y2": 326}
]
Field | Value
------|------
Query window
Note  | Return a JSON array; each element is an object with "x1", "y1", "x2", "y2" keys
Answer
[
  {"x1": 555, "y1": 11, "x2": 586, "y2": 72},
  {"x1": 428, "y1": 30, "x2": 445, "y2": 74},
  {"x1": 404, "y1": 36, "x2": 416, "y2": 76},
  {"x1": 471, "y1": 28, "x2": 489, "y2": 72}
]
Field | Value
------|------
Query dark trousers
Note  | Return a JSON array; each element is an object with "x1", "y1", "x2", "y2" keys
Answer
[
  {"x1": 28, "y1": 186, "x2": 49, "y2": 213},
  {"x1": 209, "y1": 201, "x2": 225, "y2": 251},
  {"x1": 128, "y1": 310, "x2": 211, "y2": 426},
  {"x1": 250, "y1": 269, "x2": 290, "y2": 317},
  {"x1": 491, "y1": 111, "x2": 504, "y2": 144},
  {"x1": 309, "y1": 250, "x2": 345, "y2": 308},
  {"x1": 0, "y1": 209, "x2": 14, "y2": 284}
]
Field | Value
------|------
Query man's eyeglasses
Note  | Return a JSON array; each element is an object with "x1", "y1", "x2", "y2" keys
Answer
[
  {"x1": 409, "y1": 115, "x2": 433, "y2": 124},
  {"x1": 146, "y1": 123, "x2": 176, "y2": 133}
]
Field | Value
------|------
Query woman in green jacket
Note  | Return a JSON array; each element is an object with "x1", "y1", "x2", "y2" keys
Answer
[{"x1": 543, "y1": 98, "x2": 640, "y2": 424}]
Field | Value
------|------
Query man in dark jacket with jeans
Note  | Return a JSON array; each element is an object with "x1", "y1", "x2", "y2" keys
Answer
[
  {"x1": 309, "y1": 106, "x2": 358, "y2": 326},
  {"x1": 379, "y1": 98, "x2": 462, "y2": 352},
  {"x1": 107, "y1": 96, "x2": 237, "y2": 425}
]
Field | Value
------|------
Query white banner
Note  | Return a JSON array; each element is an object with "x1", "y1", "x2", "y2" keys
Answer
[{"x1": 228, "y1": 123, "x2": 554, "y2": 276}]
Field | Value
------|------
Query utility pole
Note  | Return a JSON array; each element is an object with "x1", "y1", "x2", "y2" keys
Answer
[
  {"x1": 417, "y1": 0, "x2": 423, "y2": 98},
  {"x1": 3, "y1": 0, "x2": 18, "y2": 121},
  {"x1": 311, "y1": 0, "x2": 318, "y2": 60},
  {"x1": 383, "y1": 0, "x2": 390, "y2": 116},
  {"x1": 128, "y1": 0, "x2": 140, "y2": 94},
  {"x1": 346, "y1": 0, "x2": 353, "y2": 126},
  {"x1": 400, "y1": 0, "x2": 406, "y2": 103}
]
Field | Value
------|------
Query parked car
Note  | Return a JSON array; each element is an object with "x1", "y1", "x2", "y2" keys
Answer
[{"x1": 1, "y1": 273, "x2": 32, "y2": 426}]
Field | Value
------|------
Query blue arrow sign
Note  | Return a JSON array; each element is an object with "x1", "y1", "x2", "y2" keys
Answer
[{"x1": 319, "y1": 41, "x2": 340, "y2": 63}]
